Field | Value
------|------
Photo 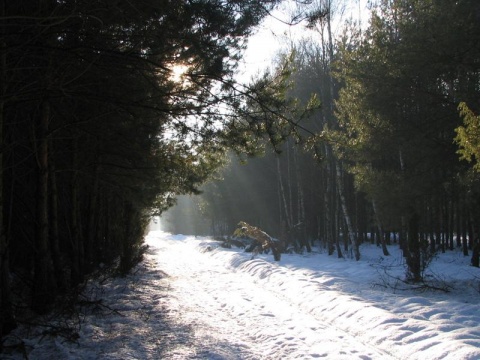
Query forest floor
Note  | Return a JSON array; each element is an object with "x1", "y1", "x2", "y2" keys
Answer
[{"x1": 2, "y1": 230, "x2": 480, "y2": 359}]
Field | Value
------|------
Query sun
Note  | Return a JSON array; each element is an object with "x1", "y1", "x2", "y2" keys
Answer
[{"x1": 169, "y1": 64, "x2": 189, "y2": 83}]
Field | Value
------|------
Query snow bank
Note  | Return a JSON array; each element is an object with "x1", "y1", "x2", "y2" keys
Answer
[{"x1": 194, "y1": 237, "x2": 480, "y2": 360}]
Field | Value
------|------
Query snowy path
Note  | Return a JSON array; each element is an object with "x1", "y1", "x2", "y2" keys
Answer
[
  {"x1": 3, "y1": 230, "x2": 480, "y2": 359},
  {"x1": 147, "y1": 232, "x2": 480, "y2": 360},
  {"x1": 150, "y1": 233, "x2": 392, "y2": 359}
]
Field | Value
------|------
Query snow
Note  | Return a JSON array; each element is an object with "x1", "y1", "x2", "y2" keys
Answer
[{"x1": 3, "y1": 230, "x2": 480, "y2": 359}]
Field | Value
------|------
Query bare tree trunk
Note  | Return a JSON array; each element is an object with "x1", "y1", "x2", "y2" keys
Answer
[
  {"x1": 372, "y1": 199, "x2": 389, "y2": 256},
  {"x1": 70, "y1": 138, "x2": 83, "y2": 285},
  {"x1": 277, "y1": 155, "x2": 292, "y2": 246},
  {"x1": 462, "y1": 201, "x2": 469, "y2": 256},
  {"x1": 449, "y1": 196, "x2": 454, "y2": 251},
  {"x1": 455, "y1": 198, "x2": 461, "y2": 248},
  {"x1": 335, "y1": 161, "x2": 359, "y2": 260},
  {"x1": 0, "y1": 6, "x2": 16, "y2": 331},
  {"x1": 86, "y1": 160, "x2": 100, "y2": 272},
  {"x1": 429, "y1": 199, "x2": 436, "y2": 253},
  {"x1": 294, "y1": 147, "x2": 310, "y2": 252},
  {"x1": 406, "y1": 211, "x2": 422, "y2": 282},
  {"x1": 470, "y1": 217, "x2": 479, "y2": 267},
  {"x1": 435, "y1": 202, "x2": 442, "y2": 252},
  {"x1": 335, "y1": 199, "x2": 343, "y2": 258},
  {"x1": 324, "y1": 147, "x2": 335, "y2": 255},
  {"x1": 286, "y1": 142, "x2": 294, "y2": 230},
  {"x1": 48, "y1": 140, "x2": 66, "y2": 290},
  {"x1": 119, "y1": 201, "x2": 133, "y2": 275},
  {"x1": 440, "y1": 196, "x2": 445, "y2": 253},
  {"x1": 397, "y1": 148, "x2": 407, "y2": 253},
  {"x1": 327, "y1": 0, "x2": 358, "y2": 259},
  {"x1": 96, "y1": 191, "x2": 106, "y2": 261},
  {"x1": 33, "y1": 100, "x2": 56, "y2": 312}
]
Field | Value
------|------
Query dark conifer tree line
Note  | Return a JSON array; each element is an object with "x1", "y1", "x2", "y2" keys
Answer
[
  {"x1": 0, "y1": 0, "x2": 290, "y2": 336},
  {"x1": 166, "y1": 0, "x2": 480, "y2": 281}
]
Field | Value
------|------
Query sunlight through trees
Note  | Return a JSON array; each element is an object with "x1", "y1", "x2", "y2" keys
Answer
[
  {"x1": 166, "y1": 0, "x2": 480, "y2": 282},
  {"x1": 2, "y1": 0, "x2": 480, "y2": 342}
]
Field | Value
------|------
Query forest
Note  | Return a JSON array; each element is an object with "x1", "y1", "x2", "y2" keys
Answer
[
  {"x1": 1, "y1": 0, "x2": 480, "y2": 342},
  {"x1": 0, "y1": 0, "x2": 295, "y2": 337},
  {"x1": 165, "y1": 0, "x2": 480, "y2": 280}
]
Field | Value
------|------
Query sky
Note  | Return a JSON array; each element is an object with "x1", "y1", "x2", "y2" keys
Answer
[{"x1": 239, "y1": 0, "x2": 369, "y2": 81}]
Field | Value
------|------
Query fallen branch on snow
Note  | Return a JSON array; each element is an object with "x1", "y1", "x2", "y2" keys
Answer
[{"x1": 233, "y1": 221, "x2": 282, "y2": 261}]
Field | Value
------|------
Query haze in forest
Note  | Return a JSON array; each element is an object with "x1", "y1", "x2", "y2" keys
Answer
[{"x1": 164, "y1": 0, "x2": 480, "y2": 275}]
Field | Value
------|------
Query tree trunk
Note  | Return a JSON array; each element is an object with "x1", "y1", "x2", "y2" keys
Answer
[
  {"x1": 286, "y1": 143, "x2": 294, "y2": 233},
  {"x1": 455, "y1": 198, "x2": 461, "y2": 248},
  {"x1": 33, "y1": 100, "x2": 56, "y2": 312},
  {"x1": 449, "y1": 197, "x2": 454, "y2": 251},
  {"x1": 435, "y1": 202, "x2": 441, "y2": 252},
  {"x1": 0, "y1": 7, "x2": 16, "y2": 331},
  {"x1": 323, "y1": 0, "x2": 358, "y2": 260},
  {"x1": 399, "y1": 216, "x2": 406, "y2": 253},
  {"x1": 471, "y1": 240, "x2": 480, "y2": 268},
  {"x1": 372, "y1": 199, "x2": 390, "y2": 256},
  {"x1": 470, "y1": 220, "x2": 479, "y2": 267},
  {"x1": 294, "y1": 147, "x2": 310, "y2": 252},
  {"x1": 335, "y1": 203, "x2": 343, "y2": 258},
  {"x1": 48, "y1": 140, "x2": 66, "y2": 290},
  {"x1": 429, "y1": 201, "x2": 436, "y2": 253},
  {"x1": 277, "y1": 156, "x2": 292, "y2": 246},
  {"x1": 86, "y1": 160, "x2": 100, "y2": 272},
  {"x1": 119, "y1": 201, "x2": 133, "y2": 275},
  {"x1": 462, "y1": 203, "x2": 468, "y2": 256},
  {"x1": 70, "y1": 138, "x2": 83, "y2": 286},
  {"x1": 324, "y1": 148, "x2": 335, "y2": 255},
  {"x1": 406, "y1": 211, "x2": 422, "y2": 282},
  {"x1": 335, "y1": 161, "x2": 359, "y2": 260}
]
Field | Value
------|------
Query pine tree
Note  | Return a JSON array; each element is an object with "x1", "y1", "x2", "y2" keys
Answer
[
  {"x1": 0, "y1": 0, "x2": 285, "y2": 328},
  {"x1": 334, "y1": 0, "x2": 480, "y2": 279},
  {"x1": 455, "y1": 103, "x2": 480, "y2": 173}
]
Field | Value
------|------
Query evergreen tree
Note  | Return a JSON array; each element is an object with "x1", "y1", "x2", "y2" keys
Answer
[
  {"x1": 0, "y1": 0, "x2": 285, "y2": 329},
  {"x1": 334, "y1": 0, "x2": 480, "y2": 279},
  {"x1": 455, "y1": 103, "x2": 480, "y2": 174}
]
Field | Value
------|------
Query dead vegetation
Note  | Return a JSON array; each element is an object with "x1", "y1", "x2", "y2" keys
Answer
[{"x1": 233, "y1": 222, "x2": 283, "y2": 261}]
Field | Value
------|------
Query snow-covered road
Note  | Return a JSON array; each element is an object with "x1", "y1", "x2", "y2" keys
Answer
[
  {"x1": 3, "y1": 230, "x2": 480, "y2": 359},
  {"x1": 147, "y1": 232, "x2": 480, "y2": 360},
  {"x1": 151, "y1": 233, "x2": 392, "y2": 359}
]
